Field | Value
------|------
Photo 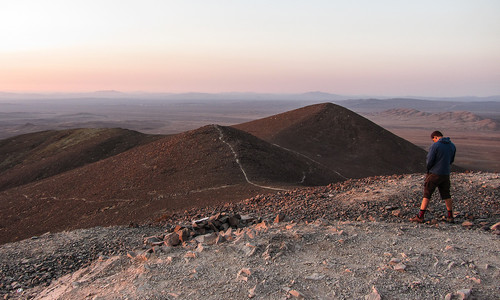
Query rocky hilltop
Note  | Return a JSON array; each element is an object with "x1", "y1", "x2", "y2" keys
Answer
[{"x1": 1, "y1": 172, "x2": 499, "y2": 299}]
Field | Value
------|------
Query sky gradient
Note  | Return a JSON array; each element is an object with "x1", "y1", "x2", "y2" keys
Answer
[{"x1": 1, "y1": 0, "x2": 499, "y2": 97}]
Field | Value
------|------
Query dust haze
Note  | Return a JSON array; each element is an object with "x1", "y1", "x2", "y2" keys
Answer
[{"x1": 1, "y1": 92, "x2": 499, "y2": 172}]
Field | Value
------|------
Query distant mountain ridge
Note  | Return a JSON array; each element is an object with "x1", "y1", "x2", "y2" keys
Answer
[
  {"x1": 338, "y1": 98, "x2": 500, "y2": 114},
  {"x1": 367, "y1": 108, "x2": 499, "y2": 131},
  {"x1": 2, "y1": 91, "x2": 499, "y2": 102}
]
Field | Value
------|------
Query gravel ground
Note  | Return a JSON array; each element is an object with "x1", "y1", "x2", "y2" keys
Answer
[
  {"x1": 1, "y1": 171, "x2": 499, "y2": 299},
  {"x1": 163, "y1": 172, "x2": 499, "y2": 230},
  {"x1": 0, "y1": 226, "x2": 161, "y2": 298}
]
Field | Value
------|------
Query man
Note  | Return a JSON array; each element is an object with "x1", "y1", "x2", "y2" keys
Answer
[{"x1": 410, "y1": 131, "x2": 456, "y2": 223}]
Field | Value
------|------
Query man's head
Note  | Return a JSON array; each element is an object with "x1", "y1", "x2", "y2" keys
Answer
[{"x1": 431, "y1": 130, "x2": 443, "y2": 142}]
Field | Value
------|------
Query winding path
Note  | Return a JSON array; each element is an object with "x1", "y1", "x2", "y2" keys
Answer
[{"x1": 214, "y1": 125, "x2": 288, "y2": 191}]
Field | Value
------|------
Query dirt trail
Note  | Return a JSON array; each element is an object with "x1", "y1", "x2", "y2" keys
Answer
[{"x1": 214, "y1": 124, "x2": 289, "y2": 191}]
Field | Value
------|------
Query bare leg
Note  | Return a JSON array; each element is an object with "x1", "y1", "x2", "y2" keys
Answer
[
  {"x1": 420, "y1": 198, "x2": 429, "y2": 211},
  {"x1": 444, "y1": 198, "x2": 453, "y2": 212},
  {"x1": 410, "y1": 197, "x2": 430, "y2": 222}
]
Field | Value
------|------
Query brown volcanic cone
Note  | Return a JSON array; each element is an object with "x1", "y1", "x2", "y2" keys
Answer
[
  {"x1": 234, "y1": 102, "x2": 427, "y2": 178},
  {"x1": 0, "y1": 125, "x2": 344, "y2": 244},
  {"x1": 0, "y1": 128, "x2": 160, "y2": 192}
]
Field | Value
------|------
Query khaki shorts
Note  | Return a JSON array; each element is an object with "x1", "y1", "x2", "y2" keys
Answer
[{"x1": 423, "y1": 174, "x2": 451, "y2": 199}]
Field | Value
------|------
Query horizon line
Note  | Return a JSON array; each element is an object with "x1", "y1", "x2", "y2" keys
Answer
[{"x1": 1, "y1": 90, "x2": 499, "y2": 99}]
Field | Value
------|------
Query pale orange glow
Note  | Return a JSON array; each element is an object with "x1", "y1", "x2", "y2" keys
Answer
[{"x1": 1, "y1": 1, "x2": 499, "y2": 96}]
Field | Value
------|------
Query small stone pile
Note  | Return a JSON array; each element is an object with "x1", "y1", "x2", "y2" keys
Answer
[{"x1": 128, "y1": 212, "x2": 285, "y2": 260}]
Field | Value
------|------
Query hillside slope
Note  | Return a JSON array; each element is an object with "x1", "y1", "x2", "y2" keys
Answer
[
  {"x1": 0, "y1": 128, "x2": 160, "y2": 191},
  {"x1": 0, "y1": 125, "x2": 344, "y2": 244},
  {"x1": 234, "y1": 103, "x2": 428, "y2": 178}
]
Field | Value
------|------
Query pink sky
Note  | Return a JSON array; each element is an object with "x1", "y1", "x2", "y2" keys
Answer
[{"x1": 1, "y1": 1, "x2": 499, "y2": 97}]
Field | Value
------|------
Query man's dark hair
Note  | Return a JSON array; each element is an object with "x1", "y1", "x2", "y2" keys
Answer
[{"x1": 430, "y1": 131, "x2": 443, "y2": 138}]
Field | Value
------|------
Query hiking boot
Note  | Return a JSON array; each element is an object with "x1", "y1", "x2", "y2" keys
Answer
[
  {"x1": 410, "y1": 216, "x2": 424, "y2": 223},
  {"x1": 445, "y1": 217, "x2": 454, "y2": 223}
]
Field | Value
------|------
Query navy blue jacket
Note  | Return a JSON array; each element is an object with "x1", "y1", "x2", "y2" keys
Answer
[{"x1": 426, "y1": 137, "x2": 456, "y2": 175}]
